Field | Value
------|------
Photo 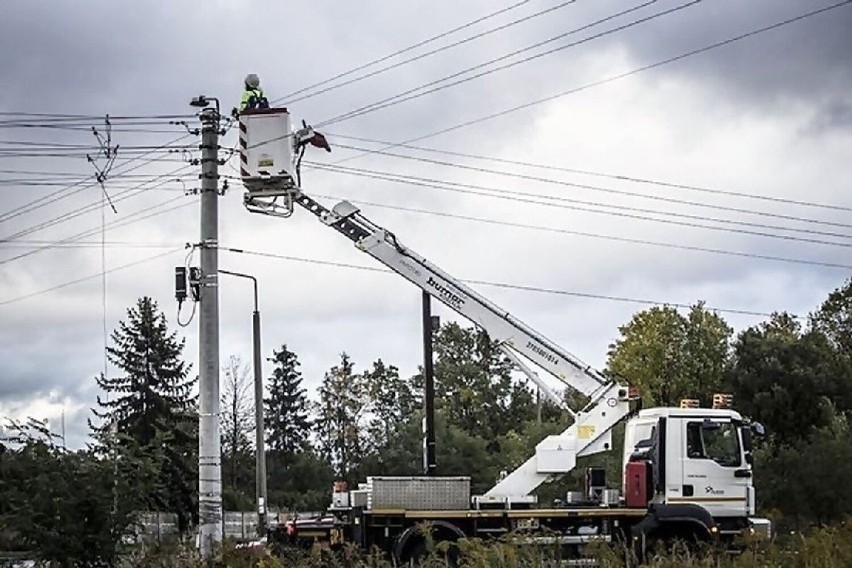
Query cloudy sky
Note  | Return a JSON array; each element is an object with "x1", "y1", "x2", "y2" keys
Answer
[{"x1": 1, "y1": 0, "x2": 850, "y2": 449}]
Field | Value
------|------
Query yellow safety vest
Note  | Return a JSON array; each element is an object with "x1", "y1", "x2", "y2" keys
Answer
[{"x1": 240, "y1": 87, "x2": 267, "y2": 112}]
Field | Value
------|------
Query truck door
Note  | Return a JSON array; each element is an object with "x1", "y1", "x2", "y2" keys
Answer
[{"x1": 677, "y1": 419, "x2": 750, "y2": 517}]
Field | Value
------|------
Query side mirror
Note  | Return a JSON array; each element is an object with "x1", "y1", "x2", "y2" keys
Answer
[
  {"x1": 741, "y1": 426, "x2": 752, "y2": 452},
  {"x1": 751, "y1": 422, "x2": 766, "y2": 437}
]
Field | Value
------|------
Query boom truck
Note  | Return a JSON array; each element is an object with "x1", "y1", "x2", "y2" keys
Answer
[{"x1": 237, "y1": 108, "x2": 771, "y2": 562}]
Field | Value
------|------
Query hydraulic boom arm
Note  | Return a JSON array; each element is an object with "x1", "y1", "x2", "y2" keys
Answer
[
  {"x1": 238, "y1": 111, "x2": 632, "y2": 502},
  {"x1": 246, "y1": 189, "x2": 633, "y2": 502}
]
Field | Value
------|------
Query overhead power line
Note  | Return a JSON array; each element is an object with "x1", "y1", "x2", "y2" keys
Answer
[
  {"x1": 219, "y1": 246, "x2": 786, "y2": 318},
  {"x1": 0, "y1": 248, "x2": 182, "y2": 307},
  {"x1": 0, "y1": 133, "x2": 194, "y2": 222},
  {"x1": 0, "y1": 164, "x2": 194, "y2": 241},
  {"x1": 300, "y1": 189, "x2": 852, "y2": 270},
  {"x1": 333, "y1": 1, "x2": 852, "y2": 165},
  {"x1": 282, "y1": 0, "x2": 578, "y2": 105},
  {"x1": 324, "y1": 145, "x2": 852, "y2": 231},
  {"x1": 272, "y1": 0, "x2": 533, "y2": 104},
  {"x1": 320, "y1": 0, "x2": 669, "y2": 126},
  {"x1": 326, "y1": 133, "x2": 852, "y2": 215},
  {"x1": 0, "y1": 112, "x2": 196, "y2": 120},
  {"x1": 0, "y1": 196, "x2": 195, "y2": 265},
  {"x1": 304, "y1": 162, "x2": 852, "y2": 245}
]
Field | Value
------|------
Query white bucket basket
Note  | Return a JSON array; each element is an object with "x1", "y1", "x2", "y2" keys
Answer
[{"x1": 239, "y1": 108, "x2": 297, "y2": 198}]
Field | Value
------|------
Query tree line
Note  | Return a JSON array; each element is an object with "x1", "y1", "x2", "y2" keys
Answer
[{"x1": 1, "y1": 278, "x2": 851, "y2": 564}]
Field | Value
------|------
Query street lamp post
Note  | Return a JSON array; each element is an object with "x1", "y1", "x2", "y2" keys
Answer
[{"x1": 219, "y1": 269, "x2": 268, "y2": 537}]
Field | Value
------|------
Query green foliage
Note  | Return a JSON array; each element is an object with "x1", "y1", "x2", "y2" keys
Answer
[
  {"x1": 0, "y1": 419, "x2": 147, "y2": 565},
  {"x1": 728, "y1": 312, "x2": 849, "y2": 444},
  {"x1": 265, "y1": 344, "x2": 311, "y2": 458},
  {"x1": 361, "y1": 358, "x2": 417, "y2": 453},
  {"x1": 430, "y1": 323, "x2": 536, "y2": 441},
  {"x1": 810, "y1": 277, "x2": 852, "y2": 357},
  {"x1": 268, "y1": 450, "x2": 334, "y2": 511},
  {"x1": 607, "y1": 303, "x2": 732, "y2": 406},
  {"x1": 117, "y1": 521, "x2": 852, "y2": 567},
  {"x1": 315, "y1": 352, "x2": 366, "y2": 482},
  {"x1": 755, "y1": 417, "x2": 852, "y2": 530},
  {"x1": 91, "y1": 296, "x2": 198, "y2": 533}
]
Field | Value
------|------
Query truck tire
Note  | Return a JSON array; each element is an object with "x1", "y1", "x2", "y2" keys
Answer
[
  {"x1": 395, "y1": 521, "x2": 464, "y2": 566},
  {"x1": 632, "y1": 504, "x2": 715, "y2": 561}
]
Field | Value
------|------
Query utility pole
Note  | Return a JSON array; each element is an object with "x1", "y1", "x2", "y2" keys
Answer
[
  {"x1": 219, "y1": 269, "x2": 268, "y2": 537},
  {"x1": 422, "y1": 291, "x2": 437, "y2": 476},
  {"x1": 192, "y1": 96, "x2": 223, "y2": 558}
]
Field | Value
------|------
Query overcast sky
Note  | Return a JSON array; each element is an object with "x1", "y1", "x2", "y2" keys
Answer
[{"x1": 1, "y1": 0, "x2": 850, "y2": 449}]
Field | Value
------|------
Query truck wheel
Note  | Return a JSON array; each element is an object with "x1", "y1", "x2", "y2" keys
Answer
[
  {"x1": 401, "y1": 540, "x2": 460, "y2": 567},
  {"x1": 404, "y1": 541, "x2": 429, "y2": 566}
]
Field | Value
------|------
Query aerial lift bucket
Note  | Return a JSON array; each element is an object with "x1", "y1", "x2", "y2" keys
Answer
[{"x1": 239, "y1": 107, "x2": 298, "y2": 217}]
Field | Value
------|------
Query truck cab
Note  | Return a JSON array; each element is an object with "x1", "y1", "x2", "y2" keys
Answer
[{"x1": 624, "y1": 405, "x2": 765, "y2": 535}]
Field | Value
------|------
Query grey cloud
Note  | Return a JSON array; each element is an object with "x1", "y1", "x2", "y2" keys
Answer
[
  {"x1": 604, "y1": 1, "x2": 852, "y2": 112},
  {"x1": 805, "y1": 99, "x2": 852, "y2": 134}
]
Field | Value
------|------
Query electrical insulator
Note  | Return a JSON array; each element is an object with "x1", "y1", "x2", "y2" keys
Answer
[
  {"x1": 680, "y1": 399, "x2": 700, "y2": 409},
  {"x1": 189, "y1": 267, "x2": 202, "y2": 302},
  {"x1": 175, "y1": 267, "x2": 187, "y2": 304}
]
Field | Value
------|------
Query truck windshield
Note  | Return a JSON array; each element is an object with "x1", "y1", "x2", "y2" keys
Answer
[{"x1": 686, "y1": 421, "x2": 740, "y2": 467}]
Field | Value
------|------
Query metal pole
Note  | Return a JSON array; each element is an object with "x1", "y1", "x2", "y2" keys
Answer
[
  {"x1": 197, "y1": 105, "x2": 222, "y2": 557},
  {"x1": 219, "y1": 269, "x2": 267, "y2": 537},
  {"x1": 252, "y1": 300, "x2": 268, "y2": 536},
  {"x1": 422, "y1": 291, "x2": 437, "y2": 476}
]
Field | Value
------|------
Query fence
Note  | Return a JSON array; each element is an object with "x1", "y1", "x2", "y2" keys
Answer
[
  {"x1": 135, "y1": 511, "x2": 264, "y2": 543},
  {"x1": 134, "y1": 511, "x2": 320, "y2": 543}
]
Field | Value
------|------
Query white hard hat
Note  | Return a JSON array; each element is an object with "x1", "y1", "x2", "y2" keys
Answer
[{"x1": 245, "y1": 74, "x2": 261, "y2": 88}]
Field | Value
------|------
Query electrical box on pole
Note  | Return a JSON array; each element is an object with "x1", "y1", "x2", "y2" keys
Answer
[
  {"x1": 189, "y1": 267, "x2": 201, "y2": 302},
  {"x1": 175, "y1": 267, "x2": 187, "y2": 304}
]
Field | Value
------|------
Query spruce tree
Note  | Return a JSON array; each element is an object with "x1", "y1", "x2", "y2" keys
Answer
[
  {"x1": 91, "y1": 296, "x2": 198, "y2": 532},
  {"x1": 315, "y1": 353, "x2": 366, "y2": 481},
  {"x1": 264, "y1": 344, "x2": 311, "y2": 459}
]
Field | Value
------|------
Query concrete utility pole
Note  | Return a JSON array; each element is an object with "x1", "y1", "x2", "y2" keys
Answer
[
  {"x1": 219, "y1": 269, "x2": 268, "y2": 537},
  {"x1": 193, "y1": 98, "x2": 223, "y2": 557}
]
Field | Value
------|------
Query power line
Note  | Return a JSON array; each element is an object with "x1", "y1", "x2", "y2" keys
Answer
[
  {"x1": 219, "y1": 246, "x2": 786, "y2": 318},
  {"x1": 0, "y1": 241, "x2": 180, "y2": 249},
  {"x1": 0, "y1": 248, "x2": 182, "y2": 307},
  {"x1": 302, "y1": 189, "x2": 852, "y2": 270},
  {"x1": 319, "y1": 0, "x2": 669, "y2": 126},
  {"x1": 0, "y1": 194, "x2": 195, "y2": 265},
  {"x1": 0, "y1": 133, "x2": 194, "y2": 222},
  {"x1": 271, "y1": 0, "x2": 533, "y2": 104},
  {"x1": 326, "y1": 133, "x2": 852, "y2": 215},
  {"x1": 326, "y1": 144, "x2": 852, "y2": 231},
  {"x1": 333, "y1": 1, "x2": 852, "y2": 165},
  {"x1": 0, "y1": 165, "x2": 194, "y2": 241},
  {"x1": 304, "y1": 162, "x2": 852, "y2": 245},
  {"x1": 282, "y1": 0, "x2": 578, "y2": 105},
  {"x1": 0, "y1": 112, "x2": 196, "y2": 120}
]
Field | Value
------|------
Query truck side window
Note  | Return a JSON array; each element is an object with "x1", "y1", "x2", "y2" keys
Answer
[{"x1": 686, "y1": 422, "x2": 740, "y2": 467}]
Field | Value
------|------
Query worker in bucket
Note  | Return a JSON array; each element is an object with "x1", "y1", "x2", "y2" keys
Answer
[{"x1": 239, "y1": 73, "x2": 269, "y2": 113}]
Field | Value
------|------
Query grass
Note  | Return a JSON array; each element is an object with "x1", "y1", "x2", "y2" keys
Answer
[{"x1": 115, "y1": 519, "x2": 852, "y2": 568}]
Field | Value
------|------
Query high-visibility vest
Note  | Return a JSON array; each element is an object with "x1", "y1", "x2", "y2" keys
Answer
[{"x1": 240, "y1": 87, "x2": 268, "y2": 112}]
